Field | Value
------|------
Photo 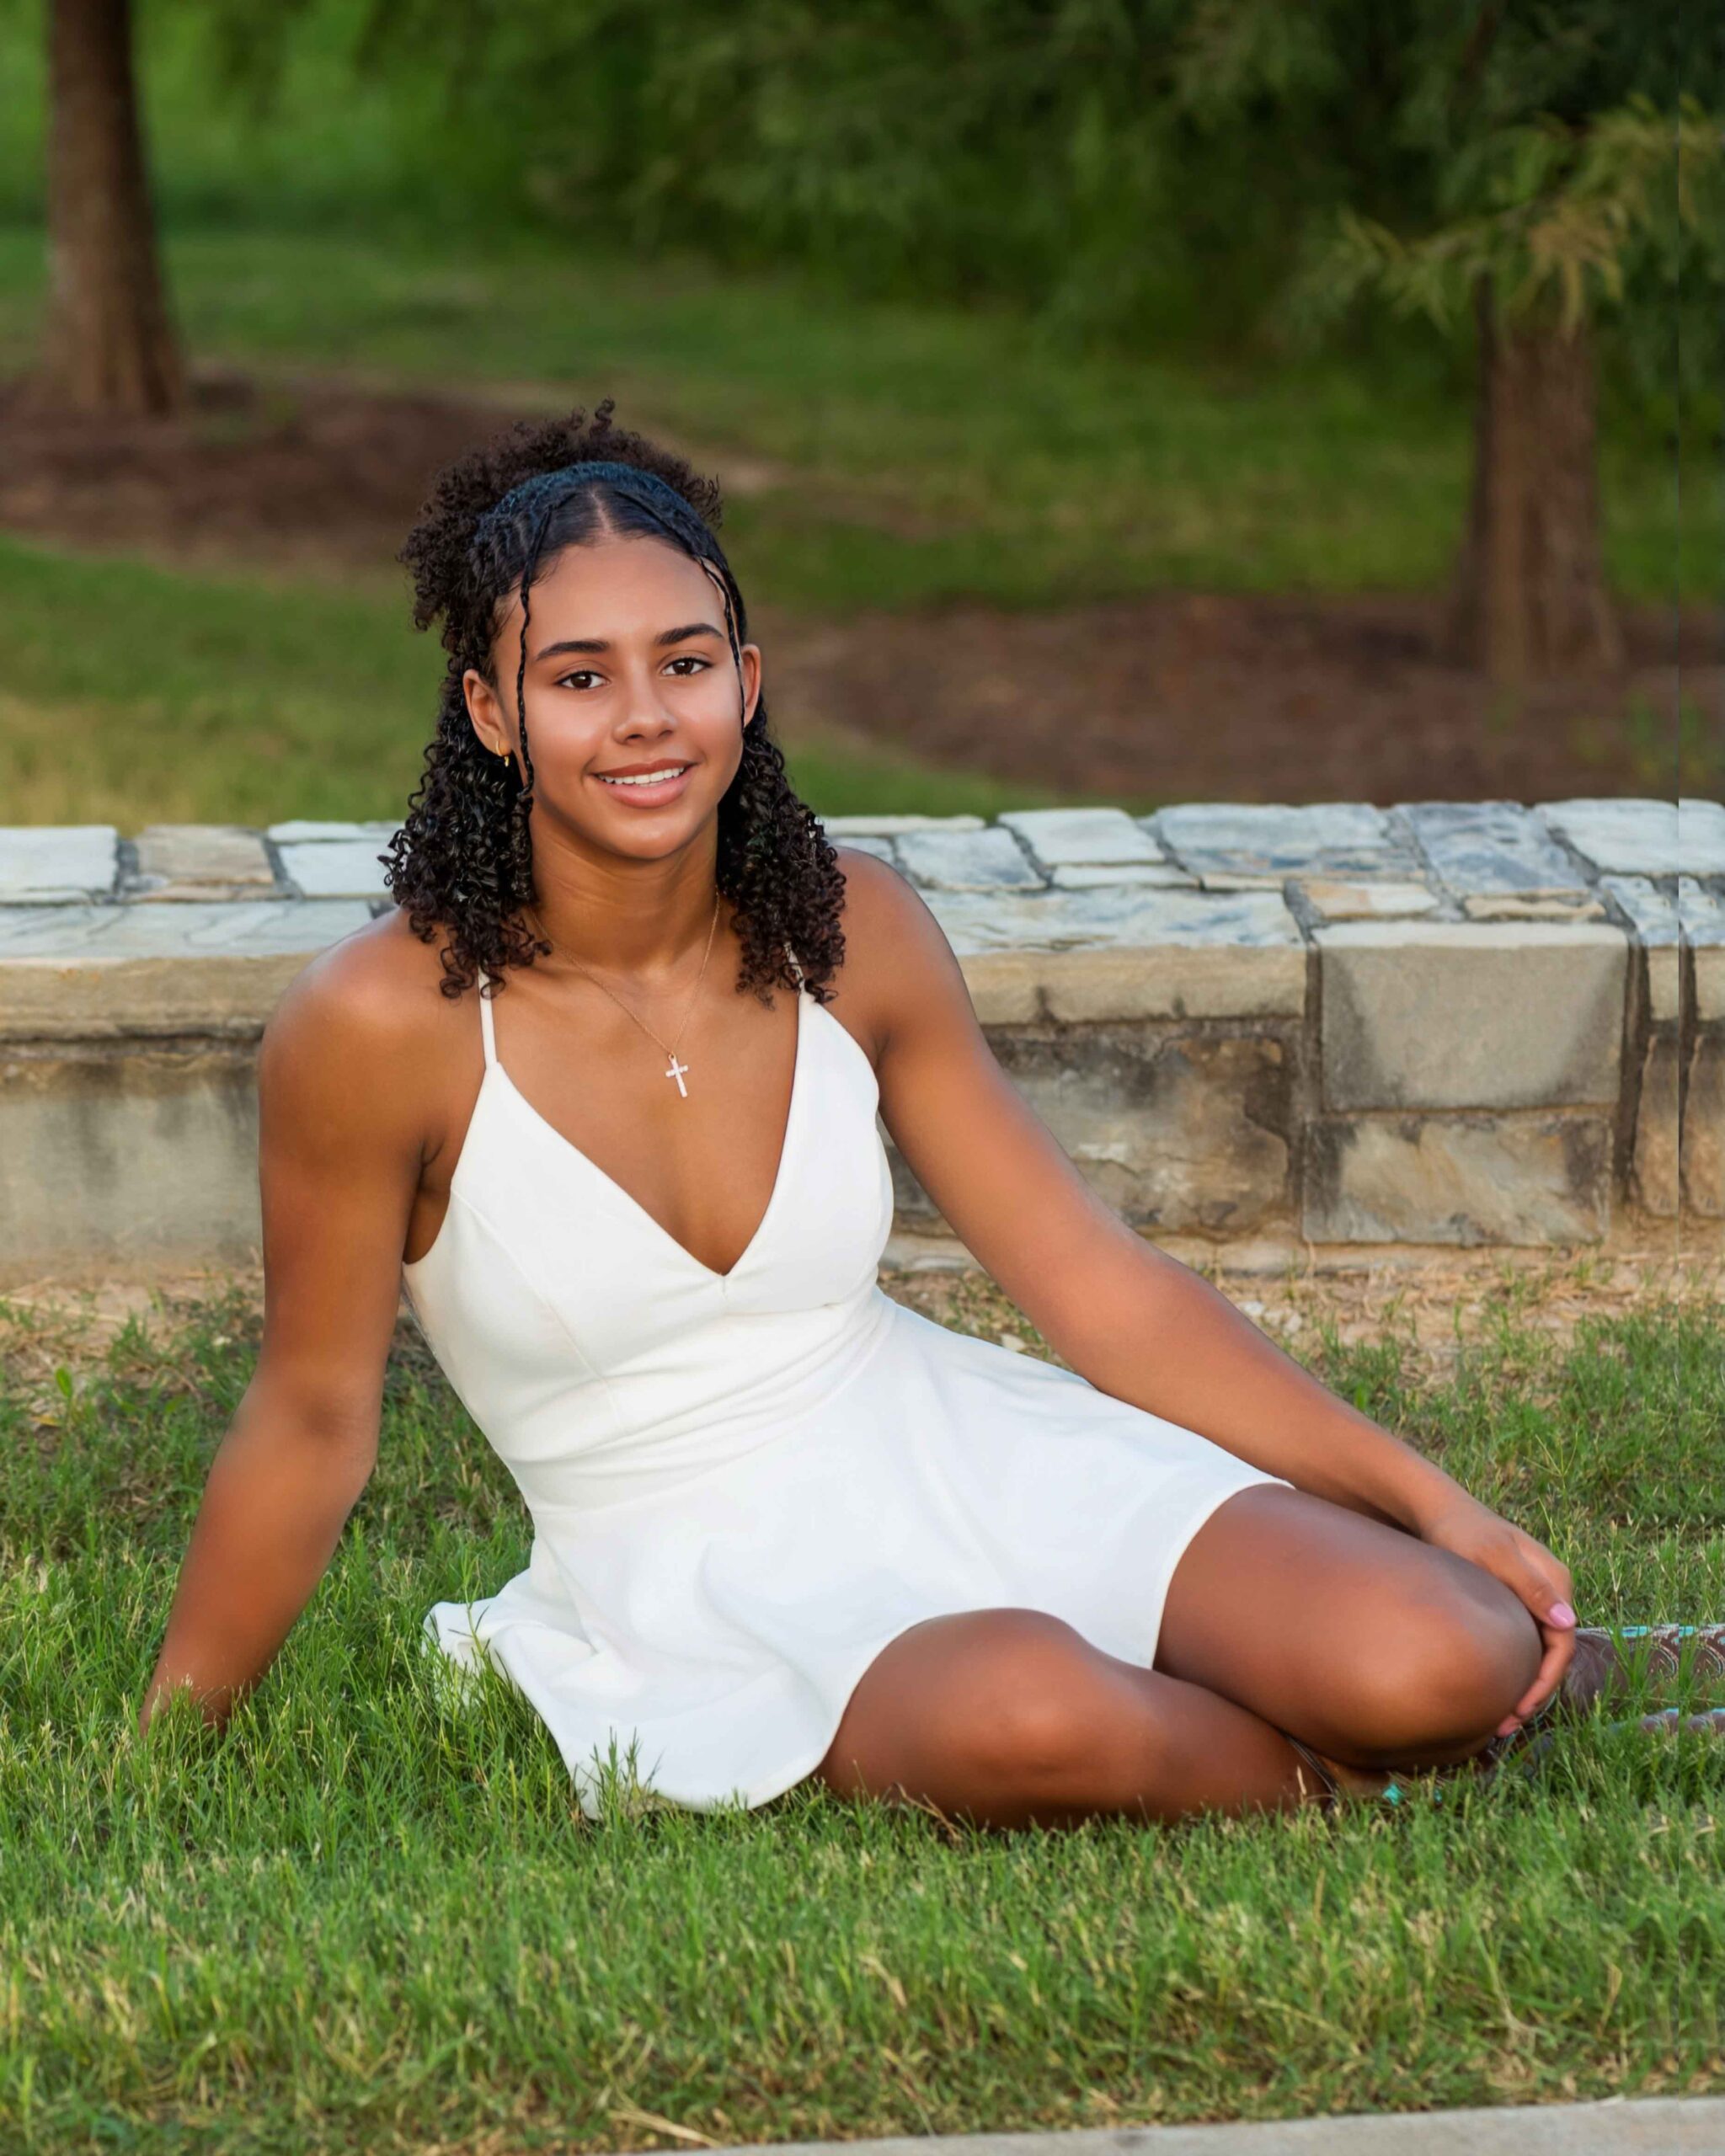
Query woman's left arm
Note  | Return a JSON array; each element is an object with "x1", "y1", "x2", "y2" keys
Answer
[
  {"x1": 1031, "y1": 1246, "x2": 1577, "y2": 1727},
  {"x1": 849, "y1": 853, "x2": 1575, "y2": 1721}
]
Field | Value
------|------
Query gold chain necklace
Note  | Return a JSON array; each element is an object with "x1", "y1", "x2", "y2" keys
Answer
[{"x1": 523, "y1": 891, "x2": 721, "y2": 1099}]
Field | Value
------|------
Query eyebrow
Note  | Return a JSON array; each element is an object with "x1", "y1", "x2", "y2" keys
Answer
[{"x1": 533, "y1": 622, "x2": 724, "y2": 661}]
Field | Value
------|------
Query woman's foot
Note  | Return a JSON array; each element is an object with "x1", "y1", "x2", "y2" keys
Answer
[
  {"x1": 1558, "y1": 1625, "x2": 1725, "y2": 1716},
  {"x1": 1286, "y1": 1703, "x2": 1725, "y2": 1812},
  {"x1": 1509, "y1": 1699, "x2": 1725, "y2": 1768}
]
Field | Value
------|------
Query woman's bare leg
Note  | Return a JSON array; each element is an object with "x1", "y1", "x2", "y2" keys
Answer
[
  {"x1": 813, "y1": 1607, "x2": 1332, "y2": 1829},
  {"x1": 811, "y1": 1485, "x2": 1544, "y2": 1830},
  {"x1": 1153, "y1": 1484, "x2": 1546, "y2": 1770}
]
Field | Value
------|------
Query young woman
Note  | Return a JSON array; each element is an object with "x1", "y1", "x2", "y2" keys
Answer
[{"x1": 138, "y1": 402, "x2": 1719, "y2": 1828}]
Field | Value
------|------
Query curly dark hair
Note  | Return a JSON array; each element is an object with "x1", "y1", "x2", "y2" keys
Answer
[{"x1": 382, "y1": 398, "x2": 845, "y2": 1006}]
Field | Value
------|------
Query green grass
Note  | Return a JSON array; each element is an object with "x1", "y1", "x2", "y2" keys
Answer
[
  {"x1": 2, "y1": 1278, "x2": 1721, "y2": 2153},
  {"x1": 0, "y1": 219, "x2": 1701, "y2": 826},
  {"x1": 0, "y1": 222, "x2": 1701, "y2": 614},
  {"x1": 0, "y1": 533, "x2": 1067, "y2": 829}
]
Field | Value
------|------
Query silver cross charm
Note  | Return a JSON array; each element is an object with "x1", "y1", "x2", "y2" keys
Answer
[{"x1": 665, "y1": 1053, "x2": 690, "y2": 1097}]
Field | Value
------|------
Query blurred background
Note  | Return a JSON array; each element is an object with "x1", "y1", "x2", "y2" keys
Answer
[{"x1": 1, "y1": 0, "x2": 1717, "y2": 831}]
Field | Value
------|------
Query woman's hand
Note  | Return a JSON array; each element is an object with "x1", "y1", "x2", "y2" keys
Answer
[{"x1": 1416, "y1": 1492, "x2": 1577, "y2": 1733}]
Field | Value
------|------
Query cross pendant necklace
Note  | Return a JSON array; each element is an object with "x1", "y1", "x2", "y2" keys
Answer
[{"x1": 524, "y1": 892, "x2": 721, "y2": 1100}]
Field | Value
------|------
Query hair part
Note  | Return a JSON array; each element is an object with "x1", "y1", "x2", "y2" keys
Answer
[{"x1": 382, "y1": 398, "x2": 846, "y2": 1006}]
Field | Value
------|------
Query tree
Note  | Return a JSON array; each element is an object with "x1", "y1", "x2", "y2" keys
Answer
[
  {"x1": 37, "y1": 0, "x2": 185, "y2": 415},
  {"x1": 1172, "y1": 1, "x2": 1719, "y2": 685},
  {"x1": 1316, "y1": 93, "x2": 1714, "y2": 685}
]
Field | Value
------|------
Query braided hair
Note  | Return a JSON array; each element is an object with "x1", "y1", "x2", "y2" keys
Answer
[{"x1": 383, "y1": 399, "x2": 846, "y2": 1005}]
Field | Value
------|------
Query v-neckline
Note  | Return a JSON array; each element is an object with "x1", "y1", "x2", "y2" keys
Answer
[{"x1": 489, "y1": 984, "x2": 809, "y2": 1283}]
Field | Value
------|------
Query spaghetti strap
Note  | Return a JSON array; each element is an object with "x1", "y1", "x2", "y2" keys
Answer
[
  {"x1": 476, "y1": 968, "x2": 498, "y2": 1070},
  {"x1": 782, "y1": 939, "x2": 805, "y2": 988}
]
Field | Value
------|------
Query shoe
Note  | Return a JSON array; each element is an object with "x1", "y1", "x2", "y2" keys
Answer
[
  {"x1": 1519, "y1": 1703, "x2": 1725, "y2": 1760},
  {"x1": 1558, "y1": 1625, "x2": 1725, "y2": 1716},
  {"x1": 1284, "y1": 1705, "x2": 1725, "y2": 1814}
]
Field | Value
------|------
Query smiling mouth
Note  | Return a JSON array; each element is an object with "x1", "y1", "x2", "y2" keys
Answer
[{"x1": 595, "y1": 764, "x2": 692, "y2": 790}]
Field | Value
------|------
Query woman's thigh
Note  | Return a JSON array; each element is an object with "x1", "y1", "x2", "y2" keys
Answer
[
  {"x1": 1155, "y1": 1483, "x2": 1543, "y2": 1760},
  {"x1": 811, "y1": 1608, "x2": 1165, "y2": 1816}
]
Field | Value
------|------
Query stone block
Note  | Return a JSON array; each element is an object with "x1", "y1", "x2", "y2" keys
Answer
[
  {"x1": 1457, "y1": 895, "x2": 1603, "y2": 921},
  {"x1": 0, "y1": 1041, "x2": 263, "y2": 1275},
  {"x1": 1304, "y1": 1114, "x2": 1610, "y2": 1245},
  {"x1": 277, "y1": 838, "x2": 396, "y2": 899},
  {"x1": 0, "y1": 825, "x2": 118, "y2": 903},
  {"x1": 1399, "y1": 800, "x2": 1593, "y2": 909},
  {"x1": 0, "y1": 899, "x2": 372, "y2": 1037},
  {"x1": 830, "y1": 835, "x2": 898, "y2": 863},
  {"x1": 1048, "y1": 864, "x2": 1195, "y2": 889},
  {"x1": 1685, "y1": 1033, "x2": 1724, "y2": 1219},
  {"x1": 998, "y1": 807, "x2": 1169, "y2": 869},
  {"x1": 1538, "y1": 798, "x2": 1725, "y2": 878},
  {"x1": 1150, "y1": 802, "x2": 1416, "y2": 883},
  {"x1": 931, "y1": 885, "x2": 1307, "y2": 1022},
  {"x1": 818, "y1": 814, "x2": 985, "y2": 835},
  {"x1": 1698, "y1": 955, "x2": 1725, "y2": 1027},
  {"x1": 1680, "y1": 798, "x2": 1725, "y2": 877},
  {"x1": 1602, "y1": 877, "x2": 1683, "y2": 1022},
  {"x1": 1301, "y1": 878, "x2": 1441, "y2": 922},
  {"x1": 1682, "y1": 880, "x2": 1725, "y2": 1026},
  {"x1": 889, "y1": 1029, "x2": 1292, "y2": 1237},
  {"x1": 895, "y1": 826, "x2": 1045, "y2": 892},
  {"x1": 1316, "y1": 920, "x2": 1626, "y2": 1111},
  {"x1": 129, "y1": 825, "x2": 277, "y2": 901},
  {"x1": 266, "y1": 819, "x2": 400, "y2": 843},
  {"x1": 1631, "y1": 1035, "x2": 1681, "y2": 1217}
]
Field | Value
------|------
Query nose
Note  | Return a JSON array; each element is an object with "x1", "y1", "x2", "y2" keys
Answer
[{"x1": 614, "y1": 665, "x2": 681, "y2": 740}]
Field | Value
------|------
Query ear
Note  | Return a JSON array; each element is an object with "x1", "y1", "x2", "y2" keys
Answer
[
  {"x1": 739, "y1": 643, "x2": 763, "y2": 728},
  {"x1": 462, "y1": 667, "x2": 510, "y2": 755}
]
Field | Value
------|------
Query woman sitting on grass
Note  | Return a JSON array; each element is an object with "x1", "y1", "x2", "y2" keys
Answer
[{"x1": 140, "y1": 400, "x2": 1723, "y2": 1827}]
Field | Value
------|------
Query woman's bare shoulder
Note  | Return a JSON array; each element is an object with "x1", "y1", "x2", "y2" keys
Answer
[
  {"x1": 260, "y1": 905, "x2": 478, "y2": 1134},
  {"x1": 825, "y1": 842, "x2": 970, "y2": 1055},
  {"x1": 830, "y1": 841, "x2": 942, "y2": 929}
]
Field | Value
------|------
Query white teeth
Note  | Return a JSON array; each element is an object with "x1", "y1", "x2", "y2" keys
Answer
[{"x1": 599, "y1": 766, "x2": 689, "y2": 787}]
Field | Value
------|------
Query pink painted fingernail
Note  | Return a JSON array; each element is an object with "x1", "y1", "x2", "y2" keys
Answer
[{"x1": 1549, "y1": 1602, "x2": 1576, "y2": 1625}]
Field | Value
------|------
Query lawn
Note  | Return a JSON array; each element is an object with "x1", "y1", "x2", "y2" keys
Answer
[
  {"x1": 0, "y1": 224, "x2": 1694, "y2": 615},
  {"x1": 2, "y1": 1271, "x2": 1721, "y2": 2154},
  {"x1": 0, "y1": 0, "x2": 1710, "y2": 830},
  {"x1": 0, "y1": 219, "x2": 1699, "y2": 829},
  {"x1": 0, "y1": 532, "x2": 1063, "y2": 830}
]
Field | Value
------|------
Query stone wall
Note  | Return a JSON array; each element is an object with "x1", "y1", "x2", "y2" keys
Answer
[{"x1": 2, "y1": 800, "x2": 1721, "y2": 1279}]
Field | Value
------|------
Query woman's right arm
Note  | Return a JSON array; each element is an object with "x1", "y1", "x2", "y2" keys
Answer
[{"x1": 138, "y1": 938, "x2": 430, "y2": 1734}]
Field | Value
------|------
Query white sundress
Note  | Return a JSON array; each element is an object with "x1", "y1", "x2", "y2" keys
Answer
[{"x1": 402, "y1": 949, "x2": 1290, "y2": 1817}]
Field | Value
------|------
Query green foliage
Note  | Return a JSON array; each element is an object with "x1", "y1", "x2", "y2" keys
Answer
[
  {"x1": 1301, "y1": 95, "x2": 1719, "y2": 339},
  {"x1": 7, "y1": 0, "x2": 1710, "y2": 419},
  {"x1": 1171, "y1": 0, "x2": 1719, "y2": 428},
  {"x1": 329, "y1": 0, "x2": 1211, "y2": 353}
]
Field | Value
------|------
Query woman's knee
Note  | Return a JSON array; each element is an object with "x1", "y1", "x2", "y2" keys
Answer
[
  {"x1": 816, "y1": 1607, "x2": 1131, "y2": 1804},
  {"x1": 943, "y1": 1610, "x2": 1134, "y2": 1790},
  {"x1": 1343, "y1": 1580, "x2": 1542, "y2": 1754}
]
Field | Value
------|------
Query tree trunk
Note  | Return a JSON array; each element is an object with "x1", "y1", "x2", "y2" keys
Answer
[
  {"x1": 37, "y1": 0, "x2": 184, "y2": 416},
  {"x1": 1446, "y1": 277, "x2": 1623, "y2": 684}
]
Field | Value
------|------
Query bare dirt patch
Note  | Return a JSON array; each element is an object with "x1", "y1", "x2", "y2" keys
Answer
[
  {"x1": 3, "y1": 1244, "x2": 1716, "y2": 1405},
  {"x1": 4, "y1": 366, "x2": 1717, "y2": 804},
  {"x1": 765, "y1": 589, "x2": 1722, "y2": 806}
]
